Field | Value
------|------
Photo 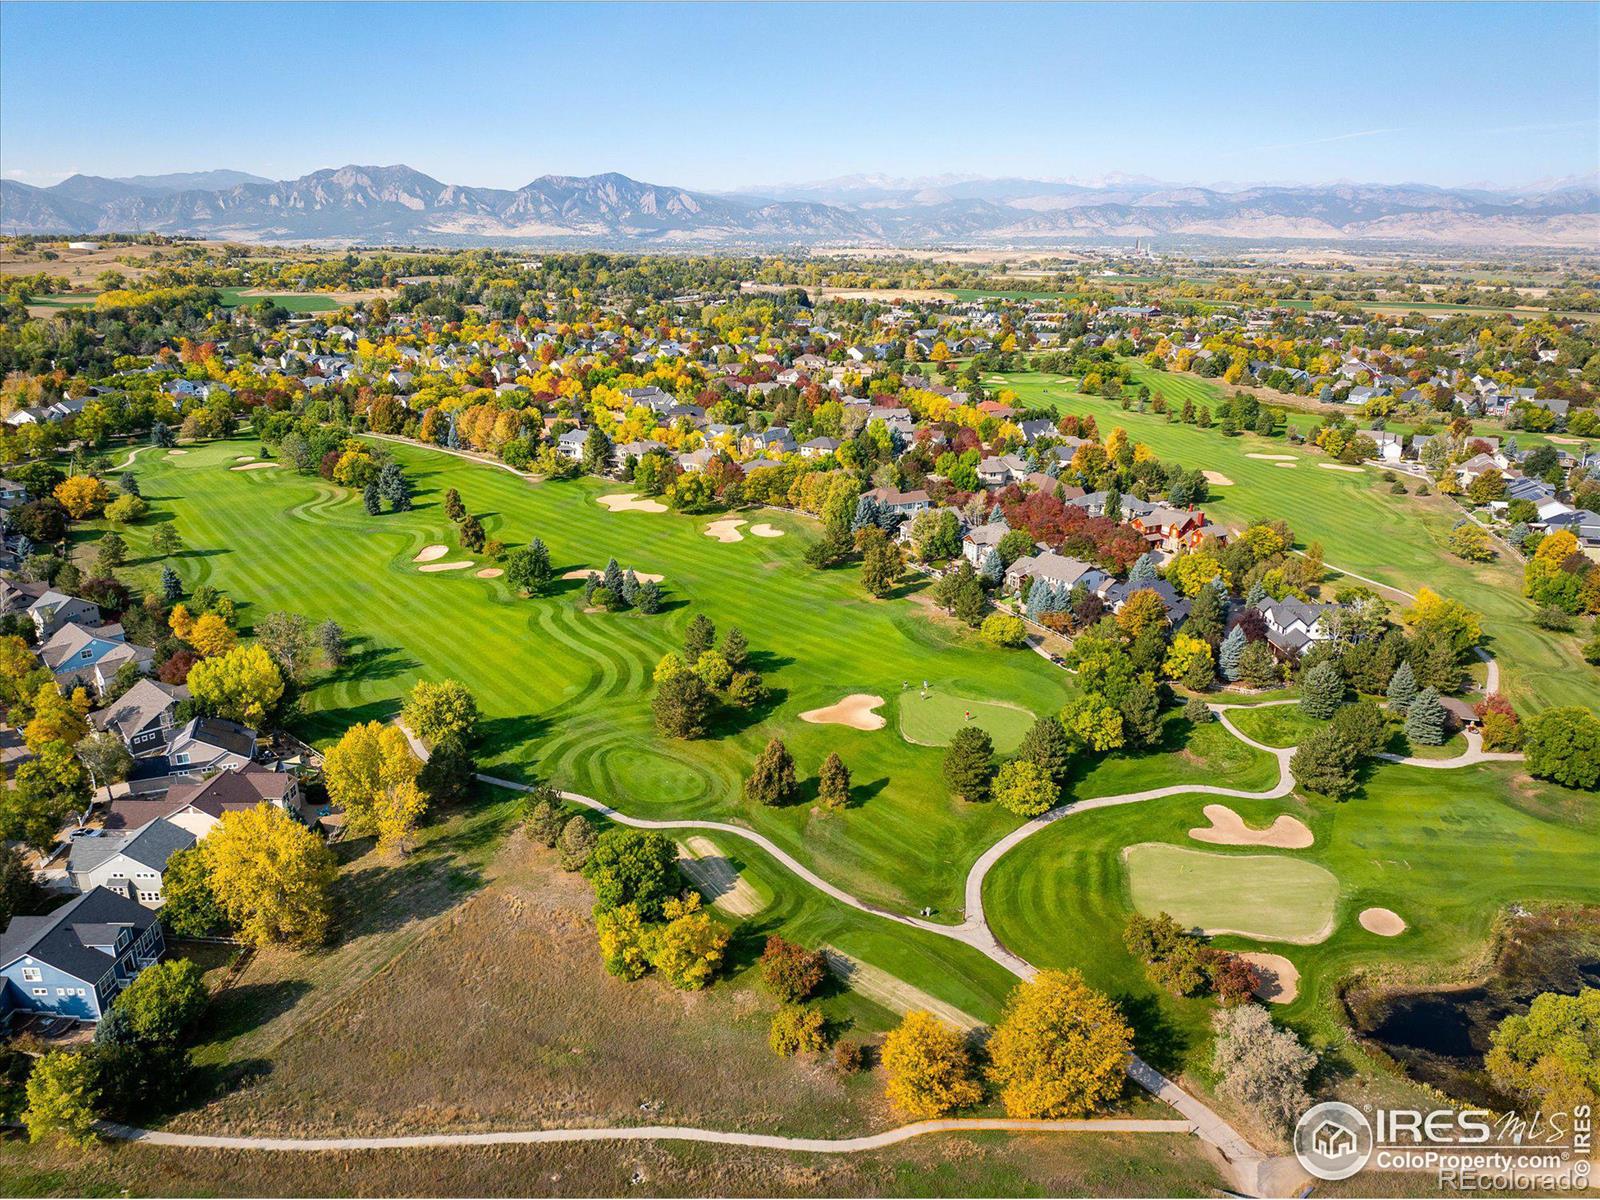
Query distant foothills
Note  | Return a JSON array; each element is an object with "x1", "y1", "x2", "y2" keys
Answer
[{"x1": 2, "y1": 163, "x2": 1597, "y2": 249}]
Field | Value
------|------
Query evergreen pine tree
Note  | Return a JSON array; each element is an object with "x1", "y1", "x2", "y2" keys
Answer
[
  {"x1": 636, "y1": 580, "x2": 662, "y2": 614},
  {"x1": 603, "y1": 557, "x2": 625, "y2": 597},
  {"x1": 1219, "y1": 625, "x2": 1247, "y2": 682},
  {"x1": 979, "y1": 547, "x2": 1004, "y2": 586},
  {"x1": 160, "y1": 564, "x2": 182, "y2": 603},
  {"x1": 818, "y1": 752, "x2": 851, "y2": 812},
  {"x1": 621, "y1": 570, "x2": 640, "y2": 607},
  {"x1": 1246, "y1": 579, "x2": 1268, "y2": 607},
  {"x1": 1129, "y1": 553, "x2": 1158, "y2": 586},
  {"x1": 942, "y1": 727, "x2": 995, "y2": 803},
  {"x1": 1386, "y1": 660, "x2": 1418, "y2": 714},
  {"x1": 1299, "y1": 661, "x2": 1345, "y2": 719},
  {"x1": 362, "y1": 482, "x2": 382, "y2": 515},
  {"x1": 721, "y1": 627, "x2": 749, "y2": 669},
  {"x1": 1017, "y1": 715, "x2": 1074, "y2": 785},
  {"x1": 1405, "y1": 686, "x2": 1448, "y2": 746},
  {"x1": 684, "y1": 613, "x2": 716, "y2": 661},
  {"x1": 744, "y1": 738, "x2": 798, "y2": 806},
  {"x1": 850, "y1": 494, "x2": 883, "y2": 533}
]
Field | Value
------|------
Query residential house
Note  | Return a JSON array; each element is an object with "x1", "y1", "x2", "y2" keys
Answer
[
  {"x1": 90, "y1": 678, "x2": 188, "y2": 758},
  {"x1": 68, "y1": 818, "x2": 196, "y2": 906},
  {"x1": 40, "y1": 623, "x2": 153, "y2": 694},
  {"x1": 1004, "y1": 552, "x2": 1107, "y2": 597},
  {"x1": 555, "y1": 429, "x2": 589, "y2": 463},
  {"x1": 1129, "y1": 506, "x2": 1215, "y2": 553},
  {"x1": 961, "y1": 521, "x2": 1010, "y2": 566},
  {"x1": 864, "y1": 487, "x2": 932, "y2": 518},
  {"x1": 26, "y1": 591, "x2": 100, "y2": 640},
  {"x1": 1254, "y1": 595, "x2": 1337, "y2": 657},
  {"x1": 0, "y1": 887, "x2": 165, "y2": 1023},
  {"x1": 102, "y1": 763, "x2": 300, "y2": 836},
  {"x1": 799, "y1": 436, "x2": 841, "y2": 459},
  {"x1": 125, "y1": 717, "x2": 258, "y2": 795},
  {"x1": 1368, "y1": 431, "x2": 1406, "y2": 462},
  {"x1": 976, "y1": 454, "x2": 1029, "y2": 489}
]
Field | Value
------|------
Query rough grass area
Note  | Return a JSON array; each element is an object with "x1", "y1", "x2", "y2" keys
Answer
[
  {"x1": 0, "y1": 1130, "x2": 1226, "y2": 1198},
  {"x1": 1122, "y1": 843, "x2": 1340, "y2": 944},
  {"x1": 176, "y1": 827, "x2": 888, "y2": 1140},
  {"x1": 895, "y1": 690, "x2": 1036, "y2": 753}
]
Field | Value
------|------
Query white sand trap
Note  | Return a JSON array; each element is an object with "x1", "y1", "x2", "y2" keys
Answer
[
  {"x1": 750, "y1": 523, "x2": 785, "y2": 538},
  {"x1": 1247, "y1": 453, "x2": 1297, "y2": 461},
  {"x1": 1189, "y1": 804, "x2": 1313, "y2": 850},
  {"x1": 704, "y1": 518, "x2": 746, "y2": 543},
  {"x1": 476, "y1": 568, "x2": 503, "y2": 579},
  {"x1": 800, "y1": 693, "x2": 886, "y2": 731},
  {"x1": 1202, "y1": 471, "x2": 1235, "y2": 487},
  {"x1": 1274, "y1": 462, "x2": 1298, "y2": 469},
  {"x1": 234, "y1": 455, "x2": 255, "y2": 462},
  {"x1": 1359, "y1": 907, "x2": 1407, "y2": 936},
  {"x1": 413, "y1": 545, "x2": 449, "y2": 563},
  {"x1": 560, "y1": 568, "x2": 665, "y2": 583},
  {"x1": 229, "y1": 462, "x2": 280, "y2": 471},
  {"x1": 166, "y1": 449, "x2": 188, "y2": 456},
  {"x1": 596, "y1": 492, "x2": 667, "y2": 514},
  {"x1": 1239, "y1": 952, "x2": 1300, "y2": 1004},
  {"x1": 677, "y1": 837, "x2": 765, "y2": 917},
  {"x1": 418, "y1": 560, "x2": 473, "y2": 573},
  {"x1": 1319, "y1": 463, "x2": 1366, "y2": 473},
  {"x1": 822, "y1": 947, "x2": 984, "y2": 1033}
]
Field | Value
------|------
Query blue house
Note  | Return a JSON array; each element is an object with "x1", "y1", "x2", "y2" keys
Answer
[{"x1": 0, "y1": 887, "x2": 165, "y2": 1023}]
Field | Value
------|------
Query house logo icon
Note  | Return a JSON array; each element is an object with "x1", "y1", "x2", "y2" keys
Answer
[{"x1": 1295, "y1": 1102, "x2": 1374, "y2": 1181}]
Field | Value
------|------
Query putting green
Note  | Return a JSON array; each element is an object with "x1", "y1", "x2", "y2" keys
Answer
[
  {"x1": 897, "y1": 690, "x2": 1036, "y2": 754},
  {"x1": 1122, "y1": 842, "x2": 1339, "y2": 944}
]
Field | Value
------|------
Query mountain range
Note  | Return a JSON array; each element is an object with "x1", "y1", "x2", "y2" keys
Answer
[{"x1": 3, "y1": 164, "x2": 1596, "y2": 248}]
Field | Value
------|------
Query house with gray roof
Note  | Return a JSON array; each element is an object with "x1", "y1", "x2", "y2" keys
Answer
[
  {"x1": 0, "y1": 887, "x2": 165, "y2": 1022},
  {"x1": 1003, "y1": 552, "x2": 1107, "y2": 597},
  {"x1": 90, "y1": 677, "x2": 188, "y2": 757},
  {"x1": 68, "y1": 817, "x2": 196, "y2": 906},
  {"x1": 1253, "y1": 595, "x2": 1337, "y2": 656}
]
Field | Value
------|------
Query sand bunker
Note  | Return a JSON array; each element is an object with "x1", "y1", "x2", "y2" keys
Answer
[
  {"x1": 167, "y1": 449, "x2": 188, "y2": 456},
  {"x1": 476, "y1": 568, "x2": 504, "y2": 579},
  {"x1": 596, "y1": 492, "x2": 667, "y2": 514},
  {"x1": 704, "y1": 518, "x2": 746, "y2": 543},
  {"x1": 1239, "y1": 952, "x2": 1300, "y2": 1004},
  {"x1": 1202, "y1": 471, "x2": 1235, "y2": 487},
  {"x1": 1319, "y1": 463, "x2": 1366, "y2": 473},
  {"x1": 800, "y1": 693, "x2": 886, "y2": 731},
  {"x1": 1189, "y1": 804, "x2": 1313, "y2": 849},
  {"x1": 413, "y1": 545, "x2": 450, "y2": 563},
  {"x1": 560, "y1": 568, "x2": 665, "y2": 583},
  {"x1": 1274, "y1": 462, "x2": 1298, "y2": 469},
  {"x1": 750, "y1": 523, "x2": 785, "y2": 538},
  {"x1": 1247, "y1": 453, "x2": 1297, "y2": 461},
  {"x1": 418, "y1": 561, "x2": 473, "y2": 573},
  {"x1": 678, "y1": 837, "x2": 765, "y2": 917},
  {"x1": 1359, "y1": 907, "x2": 1407, "y2": 936},
  {"x1": 234, "y1": 455, "x2": 255, "y2": 462},
  {"x1": 230, "y1": 462, "x2": 280, "y2": 472}
]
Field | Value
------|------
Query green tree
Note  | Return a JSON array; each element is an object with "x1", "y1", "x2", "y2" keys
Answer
[
  {"x1": 1332, "y1": 700, "x2": 1388, "y2": 757},
  {"x1": 1386, "y1": 660, "x2": 1418, "y2": 713},
  {"x1": 1486, "y1": 988, "x2": 1600, "y2": 1113},
  {"x1": 112, "y1": 959, "x2": 206, "y2": 1044},
  {"x1": 159, "y1": 845, "x2": 227, "y2": 938},
  {"x1": 744, "y1": 738, "x2": 798, "y2": 806},
  {"x1": 1404, "y1": 686, "x2": 1448, "y2": 747},
  {"x1": 683, "y1": 613, "x2": 716, "y2": 661},
  {"x1": 506, "y1": 538, "x2": 552, "y2": 595},
  {"x1": 1017, "y1": 715, "x2": 1074, "y2": 786},
  {"x1": 401, "y1": 679, "x2": 480, "y2": 748},
  {"x1": 652, "y1": 670, "x2": 713, "y2": 739},
  {"x1": 1239, "y1": 640, "x2": 1281, "y2": 689},
  {"x1": 22, "y1": 1051, "x2": 98, "y2": 1146},
  {"x1": 1299, "y1": 661, "x2": 1345, "y2": 719},
  {"x1": 1523, "y1": 707, "x2": 1600, "y2": 790},
  {"x1": 557, "y1": 816, "x2": 597, "y2": 871},
  {"x1": 992, "y1": 758, "x2": 1058, "y2": 817},
  {"x1": 942, "y1": 726, "x2": 995, "y2": 803},
  {"x1": 818, "y1": 752, "x2": 851, "y2": 811},
  {"x1": 581, "y1": 828, "x2": 681, "y2": 920},
  {"x1": 1290, "y1": 725, "x2": 1360, "y2": 799}
]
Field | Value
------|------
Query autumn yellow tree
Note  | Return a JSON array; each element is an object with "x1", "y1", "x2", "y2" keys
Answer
[
  {"x1": 185, "y1": 644, "x2": 284, "y2": 725},
  {"x1": 204, "y1": 804, "x2": 336, "y2": 947},
  {"x1": 987, "y1": 969, "x2": 1132, "y2": 1118},
  {"x1": 168, "y1": 603, "x2": 195, "y2": 641},
  {"x1": 650, "y1": 892, "x2": 729, "y2": 990},
  {"x1": 187, "y1": 612, "x2": 237, "y2": 657},
  {"x1": 323, "y1": 721, "x2": 424, "y2": 848},
  {"x1": 1115, "y1": 588, "x2": 1170, "y2": 640},
  {"x1": 52, "y1": 475, "x2": 111, "y2": 519},
  {"x1": 881, "y1": 1010, "x2": 983, "y2": 1118},
  {"x1": 22, "y1": 683, "x2": 89, "y2": 752}
]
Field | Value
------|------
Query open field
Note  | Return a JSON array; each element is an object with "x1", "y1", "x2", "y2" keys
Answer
[
  {"x1": 0, "y1": 1127, "x2": 1227, "y2": 1198},
  {"x1": 983, "y1": 761, "x2": 1600, "y2": 1082},
  {"x1": 895, "y1": 690, "x2": 1035, "y2": 753},
  {"x1": 1122, "y1": 843, "x2": 1340, "y2": 944},
  {"x1": 84, "y1": 437, "x2": 1280, "y2": 921},
  {"x1": 996, "y1": 365, "x2": 1600, "y2": 713}
]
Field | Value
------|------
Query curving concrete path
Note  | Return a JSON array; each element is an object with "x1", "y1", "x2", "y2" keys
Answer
[
  {"x1": 104, "y1": 1116, "x2": 1194, "y2": 1155},
  {"x1": 1375, "y1": 726, "x2": 1523, "y2": 769}
]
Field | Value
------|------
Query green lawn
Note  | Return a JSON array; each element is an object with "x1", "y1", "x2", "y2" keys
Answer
[
  {"x1": 896, "y1": 690, "x2": 1036, "y2": 754},
  {"x1": 28, "y1": 288, "x2": 340, "y2": 313},
  {"x1": 982, "y1": 760, "x2": 1600, "y2": 1078},
  {"x1": 997, "y1": 364, "x2": 1600, "y2": 714},
  {"x1": 92, "y1": 439, "x2": 1106, "y2": 920},
  {"x1": 1122, "y1": 842, "x2": 1340, "y2": 943}
]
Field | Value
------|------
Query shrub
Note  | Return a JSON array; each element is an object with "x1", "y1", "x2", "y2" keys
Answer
[
  {"x1": 980, "y1": 612, "x2": 1028, "y2": 648},
  {"x1": 769, "y1": 1004, "x2": 828, "y2": 1057},
  {"x1": 1212, "y1": 1005, "x2": 1316, "y2": 1134},
  {"x1": 760, "y1": 935, "x2": 828, "y2": 1003}
]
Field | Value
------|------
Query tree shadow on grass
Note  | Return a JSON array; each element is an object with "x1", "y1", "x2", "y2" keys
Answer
[
  {"x1": 707, "y1": 687, "x2": 790, "y2": 737},
  {"x1": 1115, "y1": 991, "x2": 1193, "y2": 1078},
  {"x1": 191, "y1": 979, "x2": 313, "y2": 1053},
  {"x1": 477, "y1": 713, "x2": 551, "y2": 761}
]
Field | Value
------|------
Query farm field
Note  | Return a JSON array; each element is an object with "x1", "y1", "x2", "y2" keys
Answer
[
  {"x1": 982, "y1": 760, "x2": 1600, "y2": 1082},
  {"x1": 995, "y1": 364, "x2": 1600, "y2": 713}
]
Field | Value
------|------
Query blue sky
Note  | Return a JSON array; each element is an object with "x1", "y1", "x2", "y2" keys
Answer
[{"x1": 2, "y1": 2, "x2": 1596, "y2": 191}]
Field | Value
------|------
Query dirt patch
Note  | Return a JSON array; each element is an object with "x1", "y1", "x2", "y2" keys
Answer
[
  {"x1": 1202, "y1": 471, "x2": 1235, "y2": 487},
  {"x1": 596, "y1": 492, "x2": 667, "y2": 514},
  {"x1": 1360, "y1": 907, "x2": 1408, "y2": 936},
  {"x1": 1189, "y1": 804, "x2": 1313, "y2": 849},
  {"x1": 821, "y1": 947, "x2": 984, "y2": 1033},
  {"x1": 560, "y1": 568, "x2": 665, "y2": 583},
  {"x1": 1246, "y1": 453, "x2": 1297, "y2": 461},
  {"x1": 704, "y1": 518, "x2": 747, "y2": 543},
  {"x1": 418, "y1": 561, "x2": 473, "y2": 573},
  {"x1": 1239, "y1": 952, "x2": 1300, "y2": 1004},
  {"x1": 800, "y1": 693, "x2": 887, "y2": 731},
  {"x1": 229, "y1": 462, "x2": 280, "y2": 472},
  {"x1": 750, "y1": 523, "x2": 785, "y2": 538},
  {"x1": 677, "y1": 837, "x2": 765, "y2": 917},
  {"x1": 1319, "y1": 463, "x2": 1366, "y2": 473},
  {"x1": 476, "y1": 568, "x2": 504, "y2": 579},
  {"x1": 412, "y1": 544, "x2": 449, "y2": 563}
]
